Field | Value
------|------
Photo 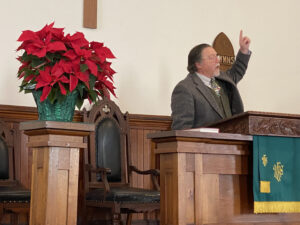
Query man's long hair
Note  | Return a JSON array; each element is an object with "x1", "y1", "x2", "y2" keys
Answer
[{"x1": 187, "y1": 43, "x2": 211, "y2": 73}]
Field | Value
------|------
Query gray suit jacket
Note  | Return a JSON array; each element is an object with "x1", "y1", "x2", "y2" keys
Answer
[{"x1": 171, "y1": 51, "x2": 251, "y2": 130}]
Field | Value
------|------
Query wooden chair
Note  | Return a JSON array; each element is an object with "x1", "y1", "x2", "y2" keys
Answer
[
  {"x1": 83, "y1": 98, "x2": 160, "y2": 225},
  {"x1": 0, "y1": 120, "x2": 30, "y2": 225}
]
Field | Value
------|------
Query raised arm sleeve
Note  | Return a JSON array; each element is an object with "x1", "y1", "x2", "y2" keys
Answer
[{"x1": 226, "y1": 50, "x2": 251, "y2": 84}]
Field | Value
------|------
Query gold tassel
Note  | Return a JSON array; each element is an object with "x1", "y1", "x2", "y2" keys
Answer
[{"x1": 254, "y1": 201, "x2": 300, "y2": 213}]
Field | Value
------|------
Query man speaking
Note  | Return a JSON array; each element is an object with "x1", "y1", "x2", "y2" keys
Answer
[{"x1": 171, "y1": 31, "x2": 251, "y2": 130}]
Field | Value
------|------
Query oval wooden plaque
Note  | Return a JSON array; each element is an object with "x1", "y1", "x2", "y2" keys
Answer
[{"x1": 212, "y1": 32, "x2": 235, "y2": 72}]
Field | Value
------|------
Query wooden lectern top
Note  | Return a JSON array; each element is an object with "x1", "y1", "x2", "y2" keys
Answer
[
  {"x1": 20, "y1": 120, "x2": 95, "y2": 137},
  {"x1": 148, "y1": 130, "x2": 252, "y2": 155},
  {"x1": 208, "y1": 111, "x2": 300, "y2": 137},
  {"x1": 148, "y1": 130, "x2": 252, "y2": 141}
]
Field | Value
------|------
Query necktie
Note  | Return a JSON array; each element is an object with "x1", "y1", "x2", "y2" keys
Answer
[{"x1": 210, "y1": 78, "x2": 221, "y2": 97}]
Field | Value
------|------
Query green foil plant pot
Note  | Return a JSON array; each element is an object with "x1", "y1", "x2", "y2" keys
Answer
[{"x1": 32, "y1": 89, "x2": 78, "y2": 122}]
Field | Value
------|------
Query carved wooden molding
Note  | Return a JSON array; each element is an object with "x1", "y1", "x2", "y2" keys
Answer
[
  {"x1": 250, "y1": 116, "x2": 300, "y2": 136},
  {"x1": 211, "y1": 111, "x2": 300, "y2": 137}
]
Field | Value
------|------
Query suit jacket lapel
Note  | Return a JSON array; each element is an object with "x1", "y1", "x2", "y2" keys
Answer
[{"x1": 190, "y1": 74, "x2": 225, "y2": 118}]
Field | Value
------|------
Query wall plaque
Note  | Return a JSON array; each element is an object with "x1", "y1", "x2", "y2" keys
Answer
[{"x1": 212, "y1": 32, "x2": 235, "y2": 72}]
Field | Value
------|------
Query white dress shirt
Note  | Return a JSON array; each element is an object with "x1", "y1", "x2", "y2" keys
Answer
[{"x1": 196, "y1": 72, "x2": 212, "y2": 88}]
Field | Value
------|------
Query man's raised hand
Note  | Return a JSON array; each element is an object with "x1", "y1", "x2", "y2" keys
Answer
[{"x1": 239, "y1": 30, "x2": 251, "y2": 54}]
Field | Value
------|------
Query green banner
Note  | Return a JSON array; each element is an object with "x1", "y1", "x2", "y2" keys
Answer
[{"x1": 253, "y1": 135, "x2": 300, "y2": 213}]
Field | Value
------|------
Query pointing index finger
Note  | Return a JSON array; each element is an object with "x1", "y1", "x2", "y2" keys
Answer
[{"x1": 240, "y1": 30, "x2": 243, "y2": 41}]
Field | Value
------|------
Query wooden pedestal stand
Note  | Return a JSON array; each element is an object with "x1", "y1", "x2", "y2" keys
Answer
[{"x1": 20, "y1": 121, "x2": 94, "y2": 225}]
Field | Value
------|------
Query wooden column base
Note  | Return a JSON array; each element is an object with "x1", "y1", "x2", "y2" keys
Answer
[{"x1": 20, "y1": 121, "x2": 94, "y2": 225}]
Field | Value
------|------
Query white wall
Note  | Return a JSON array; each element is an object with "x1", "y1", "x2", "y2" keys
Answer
[{"x1": 1, "y1": 0, "x2": 300, "y2": 116}]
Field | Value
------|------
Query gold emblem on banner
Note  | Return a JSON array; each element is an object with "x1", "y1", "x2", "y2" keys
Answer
[
  {"x1": 273, "y1": 162, "x2": 284, "y2": 182},
  {"x1": 262, "y1": 154, "x2": 268, "y2": 167},
  {"x1": 260, "y1": 181, "x2": 271, "y2": 193}
]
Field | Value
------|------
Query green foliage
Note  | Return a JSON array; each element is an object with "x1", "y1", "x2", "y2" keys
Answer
[{"x1": 80, "y1": 64, "x2": 88, "y2": 72}]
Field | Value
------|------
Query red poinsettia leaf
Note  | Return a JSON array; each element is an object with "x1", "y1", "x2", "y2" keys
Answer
[
  {"x1": 72, "y1": 59, "x2": 81, "y2": 68},
  {"x1": 39, "y1": 67, "x2": 52, "y2": 83},
  {"x1": 40, "y1": 85, "x2": 51, "y2": 102},
  {"x1": 59, "y1": 75, "x2": 69, "y2": 83},
  {"x1": 75, "y1": 71, "x2": 89, "y2": 82},
  {"x1": 72, "y1": 46, "x2": 91, "y2": 59},
  {"x1": 31, "y1": 41, "x2": 45, "y2": 48},
  {"x1": 85, "y1": 60, "x2": 98, "y2": 76},
  {"x1": 59, "y1": 60, "x2": 73, "y2": 73},
  {"x1": 95, "y1": 47, "x2": 115, "y2": 63},
  {"x1": 89, "y1": 53, "x2": 101, "y2": 62},
  {"x1": 102, "y1": 79, "x2": 116, "y2": 97},
  {"x1": 18, "y1": 71, "x2": 26, "y2": 79},
  {"x1": 58, "y1": 82, "x2": 66, "y2": 95},
  {"x1": 104, "y1": 62, "x2": 116, "y2": 76},
  {"x1": 51, "y1": 63, "x2": 64, "y2": 77},
  {"x1": 36, "y1": 22, "x2": 54, "y2": 38},
  {"x1": 102, "y1": 86, "x2": 111, "y2": 99},
  {"x1": 68, "y1": 32, "x2": 84, "y2": 41},
  {"x1": 63, "y1": 50, "x2": 77, "y2": 60},
  {"x1": 35, "y1": 81, "x2": 49, "y2": 90},
  {"x1": 17, "y1": 30, "x2": 39, "y2": 42},
  {"x1": 95, "y1": 49, "x2": 106, "y2": 63},
  {"x1": 18, "y1": 62, "x2": 29, "y2": 72},
  {"x1": 27, "y1": 45, "x2": 47, "y2": 58},
  {"x1": 47, "y1": 41, "x2": 66, "y2": 52},
  {"x1": 84, "y1": 81, "x2": 90, "y2": 89},
  {"x1": 90, "y1": 41, "x2": 104, "y2": 49},
  {"x1": 24, "y1": 74, "x2": 35, "y2": 82},
  {"x1": 81, "y1": 49, "x2": 92, "y2": 58},
  {"x1": 50, "y1": 27, "x2": 64, "y2": 41},
  {"x1": 69, "y1": 75, "x2": 78, "y2": 92},
  {"x1": 68, "y1": 32, "x2": 89, "y2": 48},
  {"x1": 102, "y1": 47, "x2": 115, "y2": 58},
  {"x1": 16, "y1": 42, "x2": 27, "y2": 51},
  {"x1": 44, "y1": 33, "x2": 52, "y2": 45}
]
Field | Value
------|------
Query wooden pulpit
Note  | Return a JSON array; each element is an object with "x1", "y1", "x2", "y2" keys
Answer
[
  {"x1": 209, "y1": 111, "x2": 300, "y2": 137},
  {"x1": 20, "y1": 121, "x2": 94, "y2": 225},
  {"x1": 149, "y1": 119, "x2": 300, "y2": 225}
]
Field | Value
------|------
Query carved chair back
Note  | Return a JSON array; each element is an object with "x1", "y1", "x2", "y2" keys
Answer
[
  {"x1": 0, "y1": 119, "x2": 30, "y2": 225},
  {"x1": 0, "y1": 120, "x2": 14, "y2": 183},
  {"x1": 83, "y1": 98, "x2": 130, "y2": 188}
]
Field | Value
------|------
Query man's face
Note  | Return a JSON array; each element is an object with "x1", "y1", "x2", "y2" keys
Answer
[{"x1": 195, "y1": 47, "x2": 220, "y2": 78}]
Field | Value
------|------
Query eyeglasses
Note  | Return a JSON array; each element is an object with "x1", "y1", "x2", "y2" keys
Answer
[{"x1": 202, "y1": 55, "x2": 220, "y2": 61}]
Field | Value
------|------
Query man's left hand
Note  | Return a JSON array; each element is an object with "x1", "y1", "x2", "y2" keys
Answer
[{"x1": 239, "y1": 30, "x2": 251, "y2": 54}]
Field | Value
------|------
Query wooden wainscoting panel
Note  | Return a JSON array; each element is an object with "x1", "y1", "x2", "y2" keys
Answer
[
  {"x1": 0, "y1": 104, "x2": 171, "y2": 224},
  {"x1": 143, "y1": 129, "x2": 151, "y2": 189},
  {"x1": 129, "y1": 128, "x2": 166, "y2": 221},
  {"x1": 137, "y1": 129, "x2": 144, "y2": 190},
  {"x1": 128, "y1": 114, "x2": 171, "y2": 130},
  {"x1": 130, "y1": 128, "x2": 138, "y2": 188}
]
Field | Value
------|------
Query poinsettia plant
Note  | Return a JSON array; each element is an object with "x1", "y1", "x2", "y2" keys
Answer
[{"x1": 17, "y1": 22, "x2": 116, "y2": 109}]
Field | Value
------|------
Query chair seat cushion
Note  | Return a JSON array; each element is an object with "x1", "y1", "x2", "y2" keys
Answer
[
  {"x1": 86, "y1": 187, "x2": 160, "y2": 203},
  {"x1": 0, "y1": 186, "x2": 30, "y2": 202}
]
